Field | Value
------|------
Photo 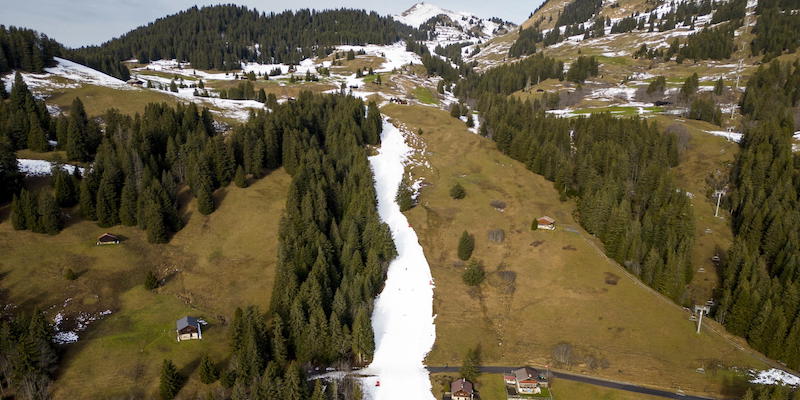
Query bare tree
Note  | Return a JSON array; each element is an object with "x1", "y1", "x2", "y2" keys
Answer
[{"x1": 552, "y1": 342, "x2": 575, "y2": 367}]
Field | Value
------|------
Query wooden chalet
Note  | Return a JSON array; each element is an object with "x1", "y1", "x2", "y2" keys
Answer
[
  {"x1": 176, "y1": 316, "x2": 203, "y2": 341},
  {"x1": 96, "y1": 233, "x2": 120, "y2": 245},
  {"x1": 451, "y1": 378, "x2": 474, "y2": 400},
  {"x1": 536, "y1": 216, "x2": 556, "y2": 231}
]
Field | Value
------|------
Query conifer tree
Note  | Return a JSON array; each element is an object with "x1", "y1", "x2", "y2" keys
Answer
[
  {"x1": 234, "y1": 165, "x2": 247, "y2": 188},
  {"x1": 460, "y1": 345, "x2": 481, "y2": 382},
  {"x1": 351, "y1": 306, "x2": 374, "y2": 365},
  {"x1": 27, "y1": 113, "x2": 48, "y2": 152},
  {"x1": 457, "y1": 230, "x2": 475, "y2": 261},
  {"x1": 713, "y1": 77, "x2": 724, "y2": 95},
  {"x1": 79, "y1": 178, "x2": 97, "y2": 220},
  {"x1": 11, "y1": 194, "x2": 27, "y2": 230},
  {"x1": 159, "y1": 359, "x2": 182, "y2": 399},
  {"x1": 198, "y1": 354, "x2": 219, "y2": 384},
  {"x1": 53, "y1": 167, "x2": 78, "y2": 207},
  {"x1": 145, "y1": 200, "x2": 168, "y2": 244},
  {"x1": 0, "y1": 138, "x2": 21, "y2": 202},
  {"x1": 196, "y1": 184, "x2": 215, "y2": 215},
  {"x1": 96, "y1": 172, "x2": 121, "y2": 227},
  {"x1": 119, "y1": 177, "x2": 138, "y2": 226},
  {"x1": 39, "y1": 192, "x2": 62, "y2": 235}
]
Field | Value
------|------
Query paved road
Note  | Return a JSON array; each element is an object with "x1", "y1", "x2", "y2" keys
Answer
[{"x1": 427, "y1": 366, "x2": 722, "y2": 400}]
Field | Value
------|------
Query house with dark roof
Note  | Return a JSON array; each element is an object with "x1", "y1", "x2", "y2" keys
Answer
[
  {"x1": 96, "y1": 233, "x2": 120, "y2": 245},
  {"x1": 176, "y1": 316, "x2": 202, "y2": 341},
  {"x1": 451, "y1": 378, "x2": 474, "y2": 400},
  {"x1": 510, "y1": 366, "x2": 549, "y2": 394}
]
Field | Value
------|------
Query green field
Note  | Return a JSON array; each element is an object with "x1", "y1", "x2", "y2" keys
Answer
[
  {"x1": 383, "y1": 104, "x2": 764, "y2": 399},
  {"x1": 0, "y1": 169, "x2": 291, "y2": 398},
  {"x1": 413, "y1": 86, "x2": 439, "y2": 105}
]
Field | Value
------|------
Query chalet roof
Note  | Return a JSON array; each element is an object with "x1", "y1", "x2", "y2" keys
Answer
[
  {"x1": 537, "y1": 216, "x2": 555, "y2": 224},
  {"x1": 176, "y1": 316, "x2": 199, "y2": 331},
  {"x1": 451, "y1": 378, "x2": 473, "y2": 394},
  {"x1": 514, "y1": 366, "x2": 543, "y2": 382},
  {"x1": 97, "y1": 232, "x2": 119, "y2": 242}
]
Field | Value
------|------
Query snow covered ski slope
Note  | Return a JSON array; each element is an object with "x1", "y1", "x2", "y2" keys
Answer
[{"x1": 362, "y1": 119, "x2": 436, "y2": 400}]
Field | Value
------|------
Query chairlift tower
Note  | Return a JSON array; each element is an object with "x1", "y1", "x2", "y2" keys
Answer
[
  {"x1": 713, "y1": 189, "x2": 726, "y2": 217},
  {"x1": 694, "y1": 305, "x2": 711, "y2": 334}
]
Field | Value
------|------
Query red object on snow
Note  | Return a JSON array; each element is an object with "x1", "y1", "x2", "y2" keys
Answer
[{"x1": 376, "y1": 380, "x2": 381, "y2": 386}]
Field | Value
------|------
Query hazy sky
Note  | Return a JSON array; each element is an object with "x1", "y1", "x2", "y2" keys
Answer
[{"x1": 2, "y1": 0, "x2": 540, "y2": 48}]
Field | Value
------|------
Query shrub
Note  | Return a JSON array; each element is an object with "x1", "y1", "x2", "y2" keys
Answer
[
  {"x1": 64, "y1": 268, "x2": 78, "y2": 280},
  {"x1": 144, "y1": 270, "x2": 159, "y2": 290},
  {"x1": 450, "y1": 183, "x2": 466, "y2": 199},
  {"x1": 462, "y1": 260, "x2": 485, "y2": 286}
]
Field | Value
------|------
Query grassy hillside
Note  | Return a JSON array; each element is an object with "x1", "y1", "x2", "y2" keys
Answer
[
  {"x1": 383, "y1": 103, "x2": 765, "y2": 398},
  {"x1": 0, "y1": 169, "x2": 290, "y2": 398}
]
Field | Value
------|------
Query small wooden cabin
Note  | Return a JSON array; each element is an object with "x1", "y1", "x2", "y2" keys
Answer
[
  {"x1": 96, "y1": 233, "x2": 120, "y2": 245},
  {"x1": 176, "y1": 316, "x2": 203, "y2": 341},
  {"x1": 537, "y1": 216, "x2": 556, "y2": 231}
]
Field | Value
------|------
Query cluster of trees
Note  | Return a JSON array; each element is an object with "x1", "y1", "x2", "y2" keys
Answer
[
  {"x1": 715, "y1": 60, "x2": 800, "y2": 369},
  {"x1": 0, "y1": 25, "x2": 61, "y2": 74},
  {"x1": 1, "y1": 73, "x2": 105, "y2": 162},
  {"x1": 677, "y1": 22, "x2": 737, "y2": 61},
  {"x1": 454, "y1": 53, "x2": 564, "y2": 98},
  {"x1": 554, "y1": 0, "x2": 603, "y2": 27},
  {"x1": 0, "y1": 309, "x2": 59, "y2": 400},
  {"x1": 10, "y1": 187, "x2": 65, "y2": 235},
  {"x1": 479, "y1": 98, "x2": 694, "y2": 302},
  {"x1": 73, "y1": 6, "x2": 427, "y2": 71},
  {"x1": 508, "y1": 27, "x2": 540, "y2": 58},
  {"x1": 433, "y1": 42, "x2": 471, "y2": 65},
  {"x1": 565, "y1": 55, "x2": 599, "y2": 83},
  {"x1": 1, "y1": 73, "x2": 56, "y2": 153},
  {"x1": 688, "y1": 94, "x2": 723, "y2": 125},
  {"x1": 199, "y1": 93, "x2": 394, "y2": 399},
  {"x1": 741, "y1": 385, "x2": 800, "y2": 400},
  {"x1": 751, "y1": 0, "x2": 800, "y2": 60}
]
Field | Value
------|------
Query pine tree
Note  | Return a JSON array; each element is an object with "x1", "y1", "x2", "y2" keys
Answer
[
  {"x1": 351, "y1": 306, "x2": 374, "y2": 365},
  {"x1": 196, "y1": 184, "x2": 215, "y2": 215},
  {"x1": 95, "y1": 172, "x2": 120, "y2": 227},
  {"x1": 119, "y1": 177, "x2": 138, "y2": 226},
  {"x1": 39, "y1": 192, "x2": 62, "y2": 235},
  {"x1": 450, "y1": 103, "x2": 461, "y2": 118},
  {"x1": 53, "y1": 167, "x2": 78, "y2": 207},
  {"x1": 159, "y1": 359, "x2": 182, "y2": 400},
  {"x1": 11, "y1": 194, "x2": 27, "y2": 230},
  {"x1": 79, "y1": 178, "x2": 96, "y2": 220},
  {"x1": 466, "y1": 113, "x2": 474, "y2": 128},
  {"x1": 282, "y1": 362, "x2": 306, "y2": 400},
  {"x1": 26, "y1": 113, "x2": 48, "y2": 152},
  {"x1": 713, "y1": 77, "x2": 724, "y2": 95},
  {"x1": 145, "y1": 200, "x2": 168, "y2": 244},
  {"x1": 234, "y1": 165, "x2": 247, "y2": 188},
  {"x1": 460, "y1": 345, "x2": 481, "y2": 382},
  {"x1": 310, "y1": 380, "x2": 325, "y2": 400},
  {"x1": 198, "y1": 354, "x2": 219, "y2": 384},
  {"x1": 457, "y1": 230, "x2": 475, "y2": 261}
]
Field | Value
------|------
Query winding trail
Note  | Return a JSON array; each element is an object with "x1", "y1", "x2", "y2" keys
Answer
[{"x1": 361, "y1": 118, "x2": 436, "y2": 400}]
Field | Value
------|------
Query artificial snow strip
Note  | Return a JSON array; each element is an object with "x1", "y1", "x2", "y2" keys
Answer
[{"x1": 360, "y1": 119, "x2": 436, "y2": 400}]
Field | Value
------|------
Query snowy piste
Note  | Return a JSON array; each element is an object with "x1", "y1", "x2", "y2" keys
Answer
[{"x1": 361, "y1": 119, "x2": 436, "y2": 400}]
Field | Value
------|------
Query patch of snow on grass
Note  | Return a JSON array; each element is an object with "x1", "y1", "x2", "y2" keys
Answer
[
  {"x1": 46, "y1": 57, "x2": 132, "y2": 90},
  {"x1": 704, "y1": 130, "x2": 742, "y2": 142},
  {"x1": 750, "y1": 369, "x2": 800, "y2": 386},
  {"x1": 18, "y1": 159, "x2": 85, "y2": 176},
  {"x1": 361, "y1": 118, "x2": 435, "y2": 400},
  {"x1": 337, "y1": 43, "x2": 422, "y2": 73}
]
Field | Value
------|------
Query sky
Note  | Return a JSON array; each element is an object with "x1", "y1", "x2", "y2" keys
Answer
[{"x1": 2, "y1": 0, "x2": 540, "y2": 48}]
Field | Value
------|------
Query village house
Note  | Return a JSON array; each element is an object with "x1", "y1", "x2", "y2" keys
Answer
[
  {"x1": 176, "y1": 316, "x2": 203, "y2": 341},
  {"x1": 536, "y1": 216, "x2": 556, "y2": 231},
  {"x1": 451, "y1": 378, "x2": 474, "y2": 400},
  {"x1": 507, "y1": 366, "x2": 549, "y2": 394},
  {"x1": 96, "y1": 232, "x2": 120, "y2": 245}
]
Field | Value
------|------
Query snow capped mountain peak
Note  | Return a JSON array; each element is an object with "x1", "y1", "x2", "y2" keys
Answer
[
  {"x1": 396, "y1": 2, "x2": 462, "y2": 27},
  {"x1": 394, "y1": 2, "x2": 515, "y2": 41}
]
